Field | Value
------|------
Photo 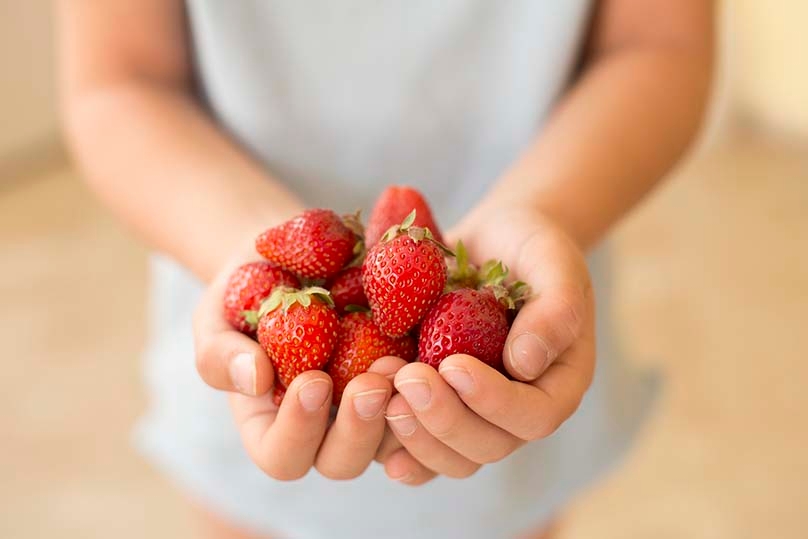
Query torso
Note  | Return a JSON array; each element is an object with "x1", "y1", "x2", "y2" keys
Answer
[
  {"x1": 135, "y1": 4, "x2": 657, "y2": 538},
  {"x1": 186, "y1": 0, "x2": 592, "y2": 224}
]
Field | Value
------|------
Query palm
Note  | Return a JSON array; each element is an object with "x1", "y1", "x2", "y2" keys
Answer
[
  {"x1": 450, "y1": 207, "x2": 591, "y2": 334},
  {"x1": 380, "y1": 206, "x2": 597, "y2": 483}
]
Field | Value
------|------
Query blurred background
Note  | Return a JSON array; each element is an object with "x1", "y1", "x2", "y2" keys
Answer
[{"x1": 1, "y1": 2, "x2": 806, "y2": 538}]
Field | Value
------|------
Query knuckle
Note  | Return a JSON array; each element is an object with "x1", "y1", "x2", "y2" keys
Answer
[
  {"x1": 430, "y1": 418, "x2": 461, "y2": 440},
  {"x1": 551, "y1": 288, "x2": 586, "y2": 343}
]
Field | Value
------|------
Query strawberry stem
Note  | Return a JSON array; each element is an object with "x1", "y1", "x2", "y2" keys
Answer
[{"x1": 447, "y1": 240, "x2": 478, "y2": 289}]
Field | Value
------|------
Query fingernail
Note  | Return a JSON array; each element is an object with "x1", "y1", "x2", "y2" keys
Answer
[
  {"x1": 395, "y1": 378, "x2": 431, "y2": 410},
  {"x1": 229, "y1": 353, "x2": 257, "y2": 396},
  {"x1": 352, "y1": 389, "x2": 388, "y2": 419},
  {"x1": 386, "y1": 414, "x2": 418, "y2": 436},
  {"x1": 509, "y1": 333, "x2": 552, "y2": 379},
  {"x1": 439, "y1": 366, "x2": 474, "y2": 395},
  {"x1": 297, "y1": 379, "x2": 331, "y2": 412}
]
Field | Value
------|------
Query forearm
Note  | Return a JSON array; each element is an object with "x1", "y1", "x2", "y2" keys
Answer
[
  {"x1": 482, "y1": 43, "x2": 713, "y2": 251},
  {"x1": 63, "y1": 82, "x2": 303, "y2": 282}
]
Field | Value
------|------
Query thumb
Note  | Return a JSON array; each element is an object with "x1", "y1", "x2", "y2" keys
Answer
[
  {"x1": 193, "y1": 270, "x2": 275, "y2": 396},
  {"x1": 502, "y1": 232, "x2": 592, "y2": 381},
  {"x1": 504, "y1": 283, "x2": 589, "y2": 381}
]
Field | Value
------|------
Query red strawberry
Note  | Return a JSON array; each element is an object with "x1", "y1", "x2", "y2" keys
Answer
[
  {"x1": 365, "y1": 186, "x2": 444, "y2": 247},
  {"x1": 326, "y1": 267, "x2": 369, "y2": 315},
  {"x1": 256, "y1": 287, "x2": 340, "y2": 388},
  {"x1": 326, "y1": 312, "x2": 415, "y2": 404},
  {"x1": 418, "y1": 288, "x2": 510, "y2": 370},
  {"x1": 255, "y1": 209, "x2": 359, "y2": 280},
  {"x1": 223, "y1": 262, "x2": 300, "y2": 334},
  {"x1": 362, "y1": 211, "x2": 450, "y2": 337}
]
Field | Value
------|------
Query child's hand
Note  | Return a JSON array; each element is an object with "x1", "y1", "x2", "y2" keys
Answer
[
  {"x1": 381, "y1": 207, "x2": 595, "y2": 484},
  {"x1": 193, "y1": 248, "x2": 395, "y2": 481}
]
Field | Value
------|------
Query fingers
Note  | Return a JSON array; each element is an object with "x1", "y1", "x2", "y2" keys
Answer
[
  {"x1": 374, "y1": 426, "x2": 404, "y2": 462},
  {"x1": 385, "y1": 394, "x2": 481, "y2": 478},
  {"x1": 196, "y1": 331, "x2": 274, "y2": 396},
  {"x1": 314, "y1": 373, "x2": 392, "y2": 480},
  {"x1": 193, "y1": 270, "x2": 274, "y2": 395},
  {"x1": 439, "y1": 350, "x2": 594, "y2": 441},
  {"x1": 393, "y1": 363, "x2": 522, "y2": 464},
  {"x1": 367, "y1": 356, "x2": 412, "y2": 462},
  {"x1": 383, "y1": 448, "x2": 438, "y2": 486},
  {"x1": 503, "y1": 229, "x2": 592, "y2": 381},
  {"x1": 367, "y1": 355, "x2": 409, "y2": 381},
  {"x1": 232, "y1": 370, "x2": 332, "y2": 480}
]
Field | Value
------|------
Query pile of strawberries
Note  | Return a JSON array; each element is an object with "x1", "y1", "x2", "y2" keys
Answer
[{"x1": 223, "y1": 186, "x2": 528, "y2": 404}]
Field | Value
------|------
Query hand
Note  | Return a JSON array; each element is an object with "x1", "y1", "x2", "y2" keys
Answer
[
  {"x1": 381, "y1": 206, "x2": 595, "y2": 484},
  {"x1": 192, "y1": 246, "x2": 395, "y2": 480},
  {"x1": 365, "y1": 356, "x2": 429, "y2": 483}
]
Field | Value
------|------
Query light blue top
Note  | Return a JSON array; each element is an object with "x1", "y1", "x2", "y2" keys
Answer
[{"x1": 135, "y1": 2, "x2": 659, "y2": 537}]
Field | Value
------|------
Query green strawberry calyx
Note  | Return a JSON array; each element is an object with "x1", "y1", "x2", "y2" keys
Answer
[
  {"x1": 480, "y1": 262, "x2": 531, "y2": 310},
  {"x1": 342, "y1": 210, "x2": 367, "y2": 267},
  {"x1": 445, "y1": 247, "x2": 532, "y2": 310},
  {"x1": 247, "y1": 286, "x2": 335, "y2": 322},
  {"x1": 380, "y1": 210, "x2": 455, "y2": 256},
  {"x1": 446, "y1": 240, "x2": 479, "y2": 290}
]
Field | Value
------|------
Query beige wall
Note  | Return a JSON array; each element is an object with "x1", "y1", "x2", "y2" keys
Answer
[
  {"x1": 0, "y1": 2, "x2": 805, "y2": 170},
  {"x1": 728, "y1": 1, "x2": 808, "y2": 138},
  {"x1": 0, "y1": 1, "x2": 58, "y2": 161}
]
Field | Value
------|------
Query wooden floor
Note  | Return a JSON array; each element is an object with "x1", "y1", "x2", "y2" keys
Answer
[{"x1": 1, "y1": 131, "x2": 806, "y2": 538}]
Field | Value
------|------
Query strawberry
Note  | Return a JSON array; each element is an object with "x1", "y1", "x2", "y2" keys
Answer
[
  {"x1": 418, "y1": 261, "x2": 531, "y2": 369},
  {"x1": 223, "y1": 262, "x2": 300, "y2": 334},
  {"x1": 255, "y1": 209, "x2": 359, "y2": 280},
  {"x1": 362, "y1": 211, "x2": 450, "y2": 337},
  {"x1": 255, "y1": 287, "x2": 340, "y2": 388},
  {"x1": 418, "y1": 288, "x2": 509, "y2": 370},
  {"x1": 326, "y1": 312, "x2": 416, "y2": 404},
  {"x1": 365, "y1": 186, "x2": 444, "y2": 247},
  {"x1": 326, "y1": 267, "x2": 369, "y2": 315}
]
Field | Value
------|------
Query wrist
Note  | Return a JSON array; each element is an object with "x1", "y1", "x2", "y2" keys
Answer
[
  {"x1": 472, "y1": 192, "x2": 596, "y2": 252},
  {"x1": 464, "y1": 194, "x2": 582, "y2": 245}
]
